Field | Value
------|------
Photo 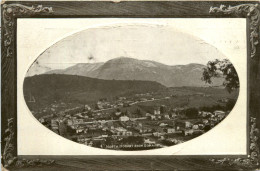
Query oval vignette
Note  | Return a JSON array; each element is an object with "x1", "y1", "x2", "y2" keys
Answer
[{"x1": 23, "y1": 24, "x2": 240, "y2": 151}]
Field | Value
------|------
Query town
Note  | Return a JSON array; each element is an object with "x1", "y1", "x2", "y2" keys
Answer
[{"x1": 36, "y1": 91, "x2": 233, "y2": 150}]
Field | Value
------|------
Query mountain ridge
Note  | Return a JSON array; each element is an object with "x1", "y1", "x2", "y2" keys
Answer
[{"x1": 43, "y1": 57, "x2": 223, "y2": 87}]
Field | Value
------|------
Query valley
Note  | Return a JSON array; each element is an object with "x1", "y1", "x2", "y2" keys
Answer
[{"x1": 24, "y1": 74, "x2": 238, "y2": 150}]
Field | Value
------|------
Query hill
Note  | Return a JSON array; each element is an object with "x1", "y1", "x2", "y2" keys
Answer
[
  {"x1": 45, "y1": 57, "x2": 224, "y2": 87},
  {"x1": 23, "y1": 74, "x2": 166, "y2": 111}
]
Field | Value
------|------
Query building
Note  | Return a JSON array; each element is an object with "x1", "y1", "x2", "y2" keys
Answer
[
  {"x1": 115, "y1": 112, "x2": 122, "y2": 116},
  {"x1": 154, "y1": 108, "x2": 160, "y2": 115},
  {"x1": 199, "y1": 111, "x2": 212, "y2": 117},
  {"x1": 39, "y1": 118, "x2": 45, "y2": 123},
  {"x1": 192, "y1": 125, "x2": 199, "y2": 130},
  {"x1": 167, "y1": 128, "x2": 175, "y2": 133},
  {"x1": 114, "y1": 127, "x2": 132, "y2": 136},
  {"x1": 150, "y1": 115, "x2": 156, "y2": 120},
  {"x1": 185, "y1": 121, "x2": 192, "y2": 128},
  {"x1": 144, "y1": 139, "x2": 156, "y2": 145},
  {"x1": 51, "y1": 119, "x2": 59, "y2": 130},
  {"x1": 118, "y1": 97, "x2": 126, "y2": 100},
  {"x1": 125, "y1": 131, "x2": 133, "y2": 136},
  {"x1": 164, "y1": 114, "x2": 170, "y2": 119},
  {"x1": 156, "y1": 115, "x2": 162, "y2": 120},
  {"x1": 76, "y1": 127, "x2": 84, "y2": 134},
  {"x1": 214, "y1": 110, "x2": 226, "y2": 120},
  {"x1": 203, "y1": 119, "x2": 209, "y2": 124},
  {"x1": 184, "y1": 129, "x2": 194, "y2": 136},
  {"x1": 117, "y1": 103, "x2": 123, "y2": 107},
  {"x1": 153, "y1": 132, "x2": 162, "y2": 137},
  {"x1": 84, "y1": 104, "x2": 91, "y2": 111},
  {"x1": 67, "y1": 119, "x2": 74, "y2": 126},
  {"x1": 171, "y1": 113, "x2": 177, "y2": 118},
  {"x1": 198, "y1": 124, "x2": 204, "y2": 129},
  {"x1": 102, "y1": 135, "x2": 108, "y2": 138},
  {"x1": 96, "y1": 101, "x2": 103, "y2": 109},
  {"x1": 146, "y1": 113, "x2": 151, "y2": 117},
  {"x1": 140, "y1": 98, "x2": 147, "y2": 101},
  {"x1": 159, "y1": 123, "x2": 168, "y2": 127},
  {"x1": 119, "y1": 116, "x2": 130, "y2": 122},
  {"x1": 141, "y1": 127, "x2": 152, "y2": 133},
  {"x1": 74, "y1": 119, "x2": 84, "y2": 124}
]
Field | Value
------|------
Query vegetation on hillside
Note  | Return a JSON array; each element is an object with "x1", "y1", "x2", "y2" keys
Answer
[
  {"x1": 202, "y1": 59, "x2": 239, "y2": 93},
  {"x1": 23, "y1": 74, "x2": 166, "y2": 110}
]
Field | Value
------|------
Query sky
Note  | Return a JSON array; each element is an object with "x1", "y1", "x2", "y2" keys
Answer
[{"x1": 34, "y1": 24, "x2": 226, "y2": 70}]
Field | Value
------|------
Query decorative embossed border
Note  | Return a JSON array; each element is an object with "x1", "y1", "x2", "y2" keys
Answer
[{"x1": 1, "y1": 1, "x2": 260, "y2": 170}]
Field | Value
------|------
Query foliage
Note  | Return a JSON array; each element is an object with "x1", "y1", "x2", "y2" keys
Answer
[
  {"x1": 202, "y1": 59, "x2": 239, "y2": 93},
  {"x1": 185, "y1": 108, "x2": 199, "y2": 118},
  {"x1": 160, "y1": 105, "x2": 167, "y2": 113},
  {"x1": 225, "y1": 99, "x2": 237, "y2": 110},
  {"x1": 204, "y1": 125, "x2": 211, "y2": 132},
  {"x1": 24, "y1": 74, "x2": 165, "y2": 111},
  {"x1": 160, "y1": 140, "x2": 176, "y2": 146},
  {"x1": 136, "y1": 108, "x2": 142, "y2": 116},
  {"x1": 119, "y1": 136, "x2": 144, "y2": 144},
  {"x1": 58, "y1": 122, "x2": 67, "y2": 137},
  {"x1": 198, "y1": 99, "x2": 236, "y2": 113}
]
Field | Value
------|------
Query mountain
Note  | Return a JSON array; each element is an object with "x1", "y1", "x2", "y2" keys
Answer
[
  {"x1": 23, "y1": 74, "x2": 166, "y2": 110},
  {"x1": 44, "y1": 57, "x2": 223, "y2": 87},
  {"x1": 46, "y1": 62, "x2": 104, "y2": 76}
]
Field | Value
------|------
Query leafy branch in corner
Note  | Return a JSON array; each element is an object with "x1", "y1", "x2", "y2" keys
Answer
[{"x1": 202, "y1": 59, "x2": 239, "y2": 93}]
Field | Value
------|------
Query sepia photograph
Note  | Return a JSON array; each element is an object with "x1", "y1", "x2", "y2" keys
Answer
[
  {"x1": 2, "y1": 1, "x2": 259, "y2": 170},
  {"x1": 23, "y1": 23, "x2": 240, "y2": 151}
]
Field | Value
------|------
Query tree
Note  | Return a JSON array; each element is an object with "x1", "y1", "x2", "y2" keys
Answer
[
  {"x1": 202, "y1": 59, "x2": 239, "y2": 93},
  {"x1": 185, "y1": 108, "x2": 198, "y2": 118},
  {"x1": 58, "y1": 121, "x2": 68, "y2": 137},
  {"x1": 225, "y1": 99, "x2": 236, "y2": 110},
  {"x1": 204, "y1": 125, "x2": 211, "y2": 132},
  {"x1": 136, "y1": 108, "x2": 142, "y2": 116},
  {"x1": 160, "y1": 105, "x2": 166, "y2": 114}
]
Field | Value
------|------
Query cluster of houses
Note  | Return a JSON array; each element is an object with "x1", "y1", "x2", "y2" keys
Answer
[
  {"x1": 145, "y1": 108, "x2": 178, "y2": 121},
  {"x1": 94, "y1": 95, "x2": 169, "y2": 111},
  {"x1": 37, "y1": 97, "x2": 228, "y2": 150},
  {"x1": 95, "y1": 97, "x2": 136, "y2": 110},
  {"x1": 199, "y1": 110, "x2": 226, "y2": 124}
]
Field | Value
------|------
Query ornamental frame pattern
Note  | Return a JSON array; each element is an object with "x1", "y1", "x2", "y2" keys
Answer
[{"x1": 1, "y1": 1, "x2": 260, "y2": 170}]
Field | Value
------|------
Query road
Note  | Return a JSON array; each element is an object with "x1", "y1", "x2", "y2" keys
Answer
[{"x1": 93, "y1": 97, "x2": 170, "y2": 113}]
